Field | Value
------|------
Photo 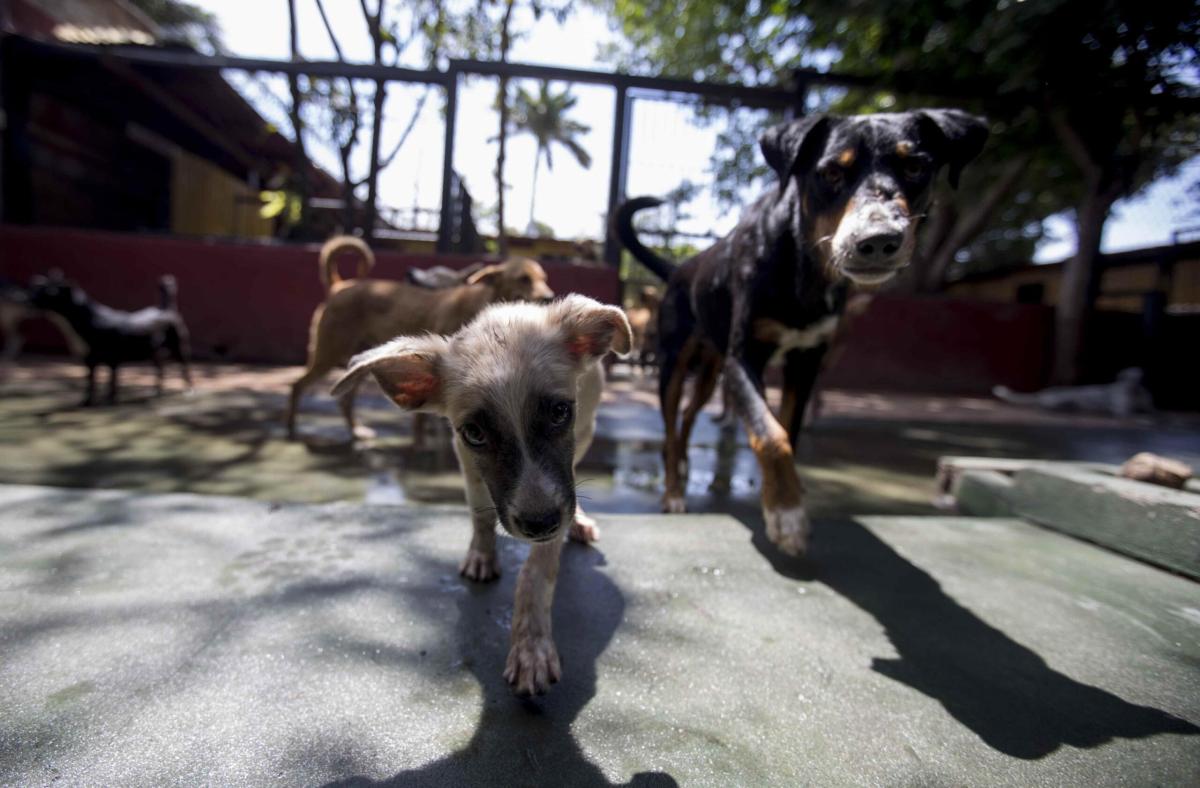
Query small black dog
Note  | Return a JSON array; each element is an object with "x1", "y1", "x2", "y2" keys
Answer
[
  {"x1": 30, "y1": 274, "x2": 194, "y2": 405},
  {"x1": 616, "y1": 110, "x2": 988, "y2": 556}
]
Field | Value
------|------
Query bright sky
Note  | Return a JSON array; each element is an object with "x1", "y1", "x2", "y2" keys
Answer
[{"x1": 196, "y1": 1, "x2": 1197, "y2": 260}]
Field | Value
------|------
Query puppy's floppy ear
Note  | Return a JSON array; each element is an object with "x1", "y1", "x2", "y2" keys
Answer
[
  {"x1": 759, "y1": 115, "x2": 830, "y2": 182},
  {"x1": 465, "y1": 263, "x2": 505, "y2": 286},
  {"x1": 331, "y1": 334, "x2": 449, "y2": 412},
  {"x1": 551, "y1": 294, "x2": 633, "y2": 360},
  {"x1": 916, "y1": 109, "x2": 989, "y2": 188}
]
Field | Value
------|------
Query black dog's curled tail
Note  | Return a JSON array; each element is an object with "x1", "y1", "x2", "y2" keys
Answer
[
  {"x1": 611, "y1": 196, "x2": 676, "y2": 282},
  {"x1": 159, "y1": 275, "x2": 179, "y2": 310}
]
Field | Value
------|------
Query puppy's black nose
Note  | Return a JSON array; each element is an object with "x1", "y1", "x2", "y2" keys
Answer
[
  {"x1": 513, "y1": 509, "x2": 561, "y2": 539},
  {"x1": 855, "y1": 232, "x2": 903, "y2": 260}
]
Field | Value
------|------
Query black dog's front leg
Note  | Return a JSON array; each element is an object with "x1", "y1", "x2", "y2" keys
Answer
[
  {"x1": 107, "y1": 364, "x2": 119, "y2": 404},
  {"x1": 781, "y1": 346, "x2": 827, "y2": 450},
  {"x1": 724, "y1": 294, "x2": 811, "y2": 557}
]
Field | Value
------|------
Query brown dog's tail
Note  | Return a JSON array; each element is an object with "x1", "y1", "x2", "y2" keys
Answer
[
  {"x1": 611, "y1": 196, "x2": 676, "y2": 281},
  {"x1": 158, "y1": 275, "x2": 178, "y2": 310},
  {"x1": 319, "y1": 235, "x2": 375, "y2": 293}
]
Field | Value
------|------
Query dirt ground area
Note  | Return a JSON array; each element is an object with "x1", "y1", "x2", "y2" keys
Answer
[{"x1": 2, "y1": 357, "x2": 1197, "y2": 520}]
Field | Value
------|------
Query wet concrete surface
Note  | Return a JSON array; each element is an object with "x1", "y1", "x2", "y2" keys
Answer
[
  {"x1": 2, "y1": 358, "x2": 1198, "y2": 522},
  {"x1": 1, "y1": 484, "x2": 1197, "y2": 786}
]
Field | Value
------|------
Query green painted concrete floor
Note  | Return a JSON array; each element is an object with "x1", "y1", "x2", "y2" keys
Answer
[
  {"x1": 1, "y1": 359, "x2": 1198, "y2": 785},
  {"x1": 1, "y1": 486, "x2": 1197, "y2": 785}
]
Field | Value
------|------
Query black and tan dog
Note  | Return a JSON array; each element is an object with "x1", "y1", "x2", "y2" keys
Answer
[
  {"x1": 615, "y1": 110, "x2": 987, "y2": 556},
  {"x1": 30, "y1": 273, "x2": 193, "y2": 405}
]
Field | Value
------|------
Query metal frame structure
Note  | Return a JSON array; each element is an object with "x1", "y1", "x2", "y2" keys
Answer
[{"x1": 2, "y1": 35, "x2": 882, "y2": 263}]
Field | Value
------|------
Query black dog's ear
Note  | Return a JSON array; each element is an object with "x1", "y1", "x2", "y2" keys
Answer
[
  {"x1": 759, "y1": 115, "x2": 830, "y2": 183},
  {"x1": 917, "y1": 109, "x2": 989, "y2": 188}
]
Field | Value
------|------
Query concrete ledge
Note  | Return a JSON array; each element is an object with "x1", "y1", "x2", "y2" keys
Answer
[
  {"x1": 953, "y1": 470, "x2": 1018, "y2": 517},
  {"x1": 1013, "y1": 466, "x2": 1200, "y2": 579}
]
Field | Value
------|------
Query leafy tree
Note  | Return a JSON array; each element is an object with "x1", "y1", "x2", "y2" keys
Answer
[
  {"x1": 509, "y1": 81, "x2": 592, "y2": 233},
  {"x1": 596, "y1": 0, "x2": 1200, "y2": 382},
  {"x1": 437, "y1": 1, "x2": 574, "y2": 253},
  {"x1": 126, "y1": 0, "x2": 223, "y2": 52}
]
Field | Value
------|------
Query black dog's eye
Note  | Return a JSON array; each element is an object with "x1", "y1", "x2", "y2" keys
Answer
[
  {"x1": 460, "y1": 422, "x2": 486, "y2": 447},
  {"x1": 903, "y1": 159, "x2": 928, "y2": 180},
  {"x1": 820, "y1": 165, "x2": 844, "y2": 188},
  {"x1": 549, "y1": 401, "x2": 573, "y2": 427}
]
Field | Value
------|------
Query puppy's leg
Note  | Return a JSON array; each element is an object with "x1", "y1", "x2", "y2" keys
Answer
[
  {"x1": 504, "y1": 538, "x2": 563, "y2": 696},
  {"x1": 726, "y1": 354, "x2": 810, "y2": 557},
  {"x1": 569, "y1": 361, "x2": 602, "y2": 544},
  {"x1": 335, "y1": 377, "x2": 376, "y2": 441},
  {"x1": 455, "y1": 439, "x2": 499, "y2": 582}
]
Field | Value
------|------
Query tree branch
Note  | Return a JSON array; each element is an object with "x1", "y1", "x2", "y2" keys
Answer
[
  {"x1": 377, "y1": 87, "x2": 431, "y2": 171},
  {"x1": 1049, "y1": 108, "x2": 1100, "y2": 182}
]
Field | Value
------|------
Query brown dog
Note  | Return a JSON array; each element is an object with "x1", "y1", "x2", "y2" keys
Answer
[{"x1": 286, "y1": 236, "x2": 555, "y2": 440}]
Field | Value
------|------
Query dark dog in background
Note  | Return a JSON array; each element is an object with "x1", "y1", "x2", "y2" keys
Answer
[
  {"x1": 616, "y1": 110, "x2": 987, "y2": 555},
  {"x1": 1, "y1": 272, "x2": 89, "y2": 370},
  {"x1": 30, "y1": 274, "x2": 193, "y2": 405}
]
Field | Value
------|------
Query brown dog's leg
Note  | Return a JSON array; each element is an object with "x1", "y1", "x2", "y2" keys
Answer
[
  {"x1": 504, "y1": 538, "x2": 563, "y2": 696},
  {"x1": 659, "y1": 335, "x2": 698, "y2": 513},
  {"x1": 335, "y1": 378, "x2": 376, "y2": 441},
  {"x1": 726, "y1": 355, "x2": 810, "y2": 556},
  {"x1": 286, "y1": 363, "x2": 330, "y2": 440}
]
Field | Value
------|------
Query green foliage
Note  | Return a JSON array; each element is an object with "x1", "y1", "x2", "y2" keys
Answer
[
  {"x1": 510, "y1": 82, "x2": 593, "y2": 171},
  {"x1": 126, "y1": 0, "x2": 223, "y2": 52},
  {"x1": 509, "y1": 81, "x2": 592, "y2": 231},
  {"x1": 596, "y1": 0, "x2": 1200, "y2": 277}
]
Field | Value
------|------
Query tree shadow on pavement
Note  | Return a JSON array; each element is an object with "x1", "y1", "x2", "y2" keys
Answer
[{"x1": 325, "y1": 542, "x2": 678, "y2": 788}]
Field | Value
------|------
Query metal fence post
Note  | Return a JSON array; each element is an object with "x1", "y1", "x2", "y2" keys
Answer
[
  {"x1": 603, "y1": 82, "x2": 631, "y2": 267},
  {"x1": 437, "y1": 66, "x2": 459, "y2": 254}
]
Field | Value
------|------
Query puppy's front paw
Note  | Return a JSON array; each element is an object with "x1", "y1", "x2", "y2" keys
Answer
[
  {"x1": 569, "y1": 508, "x2": 600, "y2": 543},
  {"x1": 504, "y1": 636, "x2": 561, "y2": 696},
  {"x1": 764, "y1": 505, "x2": 811, "y2": 557},
  {"x1": 459, "y1": 549, "x2": 499, "y2": 582},
  {"x1": 351, "y1": 424, "x2": 377, "y2": 441},
  {"x1": 661, "y1": 494, "x2": 687, "y2": 514}
]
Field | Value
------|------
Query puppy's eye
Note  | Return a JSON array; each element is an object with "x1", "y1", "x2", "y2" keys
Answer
[
  {"x1": 903, "y1": 159, "x2": 927, "y2": 180},
  {"x1": 519, "y1": 274, "x2": 532, "y2": 285},
  {"x1": 820, "y1": 166, "x2": 844, "y2": 188},
  {"x1": 460, "y1": 422, "x2": 486, "y2": 447},
  {"x1": 549, "y1": 401, "x2": 573, "y2": 427}
]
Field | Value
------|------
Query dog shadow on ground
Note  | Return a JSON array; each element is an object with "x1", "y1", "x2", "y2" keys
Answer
[
  {"x1": 325, "y1": 542, "x2": 678, "y2": 788},
  {"x1": 728, "y1": 503, "x2": 1199, "y2": 759}
]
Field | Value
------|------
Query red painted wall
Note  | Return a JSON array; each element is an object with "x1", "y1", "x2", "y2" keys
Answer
[
  {"x1": 0, "y1": 226, "x2": 621, "y2": 363},
  {"x1": 822, "y1": 294, "x2": 1054, "y2": 394},
  {"x1": 2, "y1": 226, "x2": 1055, "y2": 393}
]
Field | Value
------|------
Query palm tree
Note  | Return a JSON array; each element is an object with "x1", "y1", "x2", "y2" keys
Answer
[{"x1": 509, "y1": 82, "x2": 592, "y2": 235}]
